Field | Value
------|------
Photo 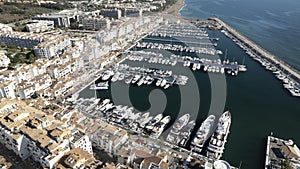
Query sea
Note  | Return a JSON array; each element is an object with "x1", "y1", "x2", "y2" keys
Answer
[
  {"x1": 180, "y1": 0, "x2": 300, "y2": 71},
  {"x1": 79, "y1": 1, "x2": 300, "y2": 168}
]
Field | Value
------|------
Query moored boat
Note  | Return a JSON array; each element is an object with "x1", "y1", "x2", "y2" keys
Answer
[
  {"x1": 166, "y1": 114, "x2": 190, "y2": 143},
  {"x1": 191, "y1": 115, "x2": 215, "y2": 153},
  {"x1": 206, "y1": 111, "x2": 231, "y2": 160}
]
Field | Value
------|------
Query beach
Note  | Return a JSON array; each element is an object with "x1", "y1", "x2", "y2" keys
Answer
[{"x1": 164, "y1": 0, "x2": 185, "y2": 18}]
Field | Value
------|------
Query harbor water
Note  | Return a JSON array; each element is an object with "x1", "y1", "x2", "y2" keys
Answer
[
  {"x1": 79, "y1": 27, "x2": 300, "y2": 168},
  {"x1": 179, "y1": 0, "x2": 300, "y2": 168}
]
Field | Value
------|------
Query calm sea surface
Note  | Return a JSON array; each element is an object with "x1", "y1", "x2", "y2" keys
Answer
[
  {"x1": 80, "y1": 2, "x2": 300, "y2": 168},
  {"x1": 180, "y1": 0, "x2": 300, "y2": 71}
]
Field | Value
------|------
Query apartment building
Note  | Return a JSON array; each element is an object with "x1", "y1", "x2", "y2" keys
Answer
[
  {"x1": 0, "y1": 31, "x2": 43, "y2": 48},
  {"x1": 100, "y1": 8, "x2": 122, "y2": 19},
  {"x1": 0, "y1": 51, "x2": 10, "y2": 68},
  {"x1": 93, "y1": 123, "x2": 128, "y2": 157},
  {"x1": 81, "y1": 16, "x2": 111, "y2": 31},
  {"x1": 0, "y1": 100, "x2": 94, "y2": 169},
  {"x1": 34, "y1": 35, "x2": 71, "y2": 59},
  {"x1": 121, "y1": 8, "x2": 142, "y2": 17},
  {"x1": 26, "y1": 20, "x2": 54, "y2": 33},
  {"x1": 0, "y1": 81, "x2": 15, "y2": 99}
]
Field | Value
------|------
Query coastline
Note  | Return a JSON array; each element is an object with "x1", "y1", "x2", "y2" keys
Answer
[
  {"x1": 164, "y1": 0, "x2": 185, "y2": 18},
  {"x1": 162, "y1": 0, "x2": 300, "y2": 82}
]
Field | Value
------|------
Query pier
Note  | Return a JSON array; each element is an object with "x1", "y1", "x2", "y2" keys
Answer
[
  {"x1": 210, "y1": 17, "x2": 300, "y2": 82},
  {"x1": 105, "y1": 63, "x2": 188, "y2": 88},
  {"x1": 142, "y1": 37, "x2": 213, "y2": 46},
  {"x1": 127, "y1": 51, "x2": 247, "y2": 75}
]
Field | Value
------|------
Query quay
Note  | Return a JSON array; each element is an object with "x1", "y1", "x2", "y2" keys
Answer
[
  {"x1": 210, "y1": 17, "x2": 300, "y2": 83},
  {"x1": 143, "y1": 37, "x2": 214, "y2": 46}
]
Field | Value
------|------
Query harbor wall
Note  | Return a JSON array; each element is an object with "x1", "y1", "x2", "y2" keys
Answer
[{"x1": 210, "y1": 18, "x2": 300, "y2": 82}]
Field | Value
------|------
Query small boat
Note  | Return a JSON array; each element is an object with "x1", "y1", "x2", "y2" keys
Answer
[
  {"x1": 101, "y1": 70, "x2": 114, "y2": 81},
  {"x1": 90, "y1": 82, "x2": 109, "y2": 90}
]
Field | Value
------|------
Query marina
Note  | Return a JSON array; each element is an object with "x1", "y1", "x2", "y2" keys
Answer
[
  {"x1": 209, "y1": 18, "x2": 300, "y2": 97},
  {"x1": 75, "y1": 96, "x2": 234, "y2": 167},
  {"x1": 150, "y1": 23, "x2": 209, "y2": 38},
  {"x1": 136, "y1": 41, "x2": 221, "y2": 55},
  {"x1": 127, "y1": 50, "x2": 247, "y2": 75},
  {"x1": 76, "y1": 22, "x2": 239, "y2": 165},
  {"x1": 75, "y1": 97, "x2": 171, "y2": 138},
  {"x1": 77, "y1": 20, "x2": 300, "y2": 168},
  {"x1": 99, "y1": 63, "x2": 189, "y2": 89}
]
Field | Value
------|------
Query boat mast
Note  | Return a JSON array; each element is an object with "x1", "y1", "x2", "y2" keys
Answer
[
  {"x1": 224, "y1": 48, "x2": 228, "y2": 61},
  {"x1": 238, "y1": 161, "x2": 242, "y2": 169},
  {"x1": 94, "y1": 81, "x2": 97, "y2": 98}
]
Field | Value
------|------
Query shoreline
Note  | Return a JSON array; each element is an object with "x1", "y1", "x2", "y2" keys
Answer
[
  {"x1": 164, "y1": 0, "x2": 185, "y2": 18},
  {"x1": 162, "y1": 0, "x2": 300, "y2": 82}
]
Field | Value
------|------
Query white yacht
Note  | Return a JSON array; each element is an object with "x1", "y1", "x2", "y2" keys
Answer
[
  {"x1": 206, "y1": 111, "x2": 231, "y2": 160},
  {"x1": 166, "y1": 114, "x2": 190, "y2": 143},
  {"x1": 152, "y1": 115, "x2": 171, "y2": 138},
  {"x1": 131, "y1": 75, "x2": 141, "y2": 84},
  {"x1": 191, "y1": 115, "x2": 215, "y2": 153},
  {"x1": 160, "y1": 79, "x2": 167, "y2": 88},
  {"x1": 90, "y1": 82, "x2": 109, "y2": 90},
  {"x1": 101, "y1": 70, "x2": 114, "y2": 81},
  {"x1": 137, "y1": 77, "x2": 144, "y2": 86}
]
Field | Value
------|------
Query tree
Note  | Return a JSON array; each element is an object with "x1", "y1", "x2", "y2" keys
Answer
[
  {"x1": 26, "y1": 52, "x2": 36, "y2": 63},
  {"x1": 70, "y1": 22, "x2": 79, "y2": 29},
  {"x1": 14, "y1": 53, "x2": 26, "y2": 63},
  {"x1": 282, "y1": 158, "x2": 293, "y2": 169}
]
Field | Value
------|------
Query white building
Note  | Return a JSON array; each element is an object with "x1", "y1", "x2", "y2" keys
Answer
[
  {"x1": 0, "y1": 50, "x2": 10, "y2": 68},
  {"x1": 0, "y1": 81, "x2": 15, "y2": 99},
  {"x1": 81, "y1": 16, "x2": 111, "y2": 31},
  {"x1": 17, "y1": 84, "x2": 35, "y2": 100},
  {"x1": 26, "y1": 20, "x2": 54, "y2": 33},
  {"x1": 93, "y1": 123, "x2": 128, "y2": 156},
  {"x1": 34, "y1": 74, "x2": 52, "y2": 92},
  {"x1": 70, "y1": 130, "x2": 93, "y2": 154},
  {"x1": 0, "y1": 100, "x2": 94, "y2": 169},
  {"x1": 34, "y1": 35, "x2": 71, "y2": 59}
]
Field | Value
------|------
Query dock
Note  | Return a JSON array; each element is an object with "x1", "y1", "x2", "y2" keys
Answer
[
  {"x1": 127, "y1": 51, "x2": 247, "y2": 76},
  {"x1": 210, "y1": 17, "x2": 300, "y2": 83}
]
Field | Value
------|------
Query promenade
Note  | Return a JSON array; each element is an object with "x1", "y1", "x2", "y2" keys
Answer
[{"x1": 211, "y1": 18, "x2": 300, "y2": 82}]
